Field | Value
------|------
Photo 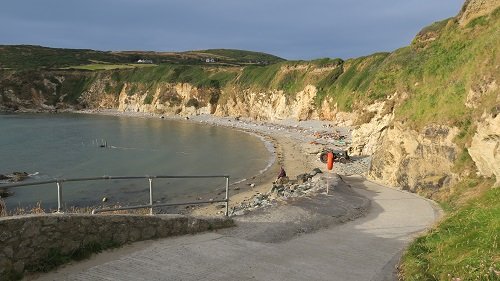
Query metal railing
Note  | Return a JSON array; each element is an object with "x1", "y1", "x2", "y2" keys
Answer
[{"x1": 1, "y1": 175, "x2": 230, "y2": 216}]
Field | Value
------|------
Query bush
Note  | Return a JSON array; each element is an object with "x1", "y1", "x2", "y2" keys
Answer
[{"x1": 186, "y1": 98, "x2": 199, "y2": 108}]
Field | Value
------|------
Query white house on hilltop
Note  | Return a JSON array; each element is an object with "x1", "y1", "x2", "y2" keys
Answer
[{"x1": 137, "y1": 59, "x2": 153, "y2": 64}]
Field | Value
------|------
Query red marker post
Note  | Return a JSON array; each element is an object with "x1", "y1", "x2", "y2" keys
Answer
[{"x1": 326, "y1": 152, "x2": 334, "y2": 194}]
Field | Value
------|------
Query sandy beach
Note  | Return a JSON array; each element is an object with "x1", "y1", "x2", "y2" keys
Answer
[{"x1": 189, "y1": 115, "x2": 337, "y2": 216}]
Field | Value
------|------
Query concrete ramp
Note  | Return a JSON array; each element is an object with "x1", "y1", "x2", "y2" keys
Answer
[{"x1": 34, "y1": 176, "x2": 440, "y2": 281}]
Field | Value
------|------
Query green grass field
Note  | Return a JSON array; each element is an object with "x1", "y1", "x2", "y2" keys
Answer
[
  {"x1": 0, "y1": 45, "x2": 284, "y2": 69},
  {"x1": 64, "y1": 63, "x2": 157, "y2": 71}
]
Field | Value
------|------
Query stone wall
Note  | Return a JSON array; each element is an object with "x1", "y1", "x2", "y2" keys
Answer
[{"x1": 0, "y1": 214, "x2": 234, "y2": 278}]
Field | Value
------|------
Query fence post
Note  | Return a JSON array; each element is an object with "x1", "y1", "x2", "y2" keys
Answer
[
  {"x1": 225, "y1": 176, "x2": 229, "y2": 216},
  {"x1": 56, "y1": 181, "x2": 63, "y2": 213},
  {"x1": 149, "y1": 178, "x2": 154, "y2": 215}
]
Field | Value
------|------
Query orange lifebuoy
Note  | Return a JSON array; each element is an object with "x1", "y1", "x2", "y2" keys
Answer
[{"x1": 327, "y1": 152, "x2": 334, "y2": 170}]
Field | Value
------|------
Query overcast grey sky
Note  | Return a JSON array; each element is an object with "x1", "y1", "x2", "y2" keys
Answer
[{"x1": 0, "y1": 0, "x2": 464, "y2": 60}]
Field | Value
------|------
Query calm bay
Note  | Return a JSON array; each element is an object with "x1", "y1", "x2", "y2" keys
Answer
[{"x1": 0, "y1": 113, "x2": 270, "y2": 210}]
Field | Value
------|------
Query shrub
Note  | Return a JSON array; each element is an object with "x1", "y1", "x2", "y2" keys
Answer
[{"x1": 186, "y1": 98, "x2": 199, "y2": 108}]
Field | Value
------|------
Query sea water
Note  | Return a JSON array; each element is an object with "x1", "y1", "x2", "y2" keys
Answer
[{"x1": 0, "y1": 113, "x2": 270, "y2": 210}]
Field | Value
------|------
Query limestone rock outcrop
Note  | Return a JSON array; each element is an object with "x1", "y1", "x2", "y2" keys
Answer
[
  {"x1": 368, "y1": 124, "x2": 459, "y2": 192},
  {"x1": 350, "y1": 100, "x2": 395, "y2": 156},
  {"x1": 458, "y1": 0, "x2": 500, "y2": 26},
  {"x1": 114, "y1": 82, "x2": 218, "y2": 116},
  {"x1": 214, "y1": 85, "x2": 318, "y2": 121},
  {"x1": 468, "y1": 113, "x2": 500, "y2": 184}
]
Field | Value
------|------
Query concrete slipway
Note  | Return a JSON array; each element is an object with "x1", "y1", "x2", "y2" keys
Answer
[{"x1": 34, "y1": 175, "x2": 440, "y2": 281}]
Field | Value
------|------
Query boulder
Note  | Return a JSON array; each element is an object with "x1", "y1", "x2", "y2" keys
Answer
[
  {"x1": 271, "y1": 184, "x2": 285, "y2": 194},
  {"x1": 9, "y1": 172, "x2": 29, "y2": 182},
  {"x1": 276, "y1": 176, "x2": 289, "y2": 184},
  {"x1": 0, "y1": 199, "x2": 6, "y2": 216},
  {"x1": 253, "y1": 197, "x2": 262, "y2": 206},
  {"x1": 310, "y1": 168, "x2": 323, "y2": 176},
  {"x1": 0, "y1": 189, "x2": 13, "y2": 198},
  {"x1": 297, "y1": 173, "x2": 311, "y2": 184}
]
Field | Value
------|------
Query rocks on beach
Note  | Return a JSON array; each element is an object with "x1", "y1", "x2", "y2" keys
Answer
[
  {"x1": 231, "y1": 168, "x2": 329, "y2": 216},
  {"x1": 0, "y1": 189, "x2": 13, "y2": 199},
  {"x1": 0, "y1": 172, "x2": 31, "y2": 199},
  {"x1": 332, "y1": 157, "x2": 371, "y2": 176},
  {"x1": 0, "y1": 199, "x2": 5, "y2": 216},
  {"x1": 1, "y1": 172, "x2": 29, "y2": 183}
]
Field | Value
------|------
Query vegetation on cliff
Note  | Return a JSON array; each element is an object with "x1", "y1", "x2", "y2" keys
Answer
[{"x1": 401, "y1": 178, "x2": 499, "y2": 281}]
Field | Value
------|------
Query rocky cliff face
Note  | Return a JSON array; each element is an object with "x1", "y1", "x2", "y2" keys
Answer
[
  {"x1": 368, "y1": 124, "x2": 459, "y2": 193},
  {"x1": 459, "y1": 0, "x2": 500, "y2": 26},
  {"x1": 214, "y1": 85, "x2": 318, "y2": 121},
  {"x1": 115, "y1": 83, "x2": 218, "y2": 116},
  {"x1": 468, "y1": 113, "x2": 500, "y2": 184},
  {"x1": 39, "y1": 72, "x2": 500, "y2": 191},
  {"x1": 349, "y1": 98, "x2": 395, "y2": 156}
]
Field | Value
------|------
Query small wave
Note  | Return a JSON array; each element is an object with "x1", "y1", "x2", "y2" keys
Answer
[
  {"x1": 231, "y1": 178, "x2": 247, "y2": 185},
  {"x1": 108, "y1": 145, "x2": 161, "y2": 152},
  {"x1": 28, "y1": 172, "x2": 39, "y2": 177},
  {"x1": 109, "y1": 145, "x2": 137, "y2": 150},
  {"x1": 226, "y1": 130, "x2": 277, "y2": 187}
]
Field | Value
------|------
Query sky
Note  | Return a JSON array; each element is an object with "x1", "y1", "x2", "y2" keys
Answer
[{"x1": 0, "y1": 0, "x2": 464, "y2": 60}]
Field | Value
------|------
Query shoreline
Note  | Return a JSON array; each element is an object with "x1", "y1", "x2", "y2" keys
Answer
[
  {"x1": 2, "y1": 109, "x2": 368, "y2": 216},
  {"x1": 73, "y1": 110, "x2": 283, "y2": 204},
  {"x1": 74, "y1": 109, "x2": 358, "y2": 216},
  {"x1": 74, "y1": 110, "x2": 300, "y2": 216}
]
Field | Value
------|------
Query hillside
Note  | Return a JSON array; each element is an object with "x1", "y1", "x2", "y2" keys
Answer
[{"x1": 0, "y1": 45, "x2": 284, "y2": 69}]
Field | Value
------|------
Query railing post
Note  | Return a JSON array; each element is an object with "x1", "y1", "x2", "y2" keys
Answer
[
  {"x1": 225, "y1": 176, "x2": 229, "y2": 216},
  {"x1": 149, "y1": 178, "x2": 154, "y2": 215},
  {"x1": 56, "y1": 181, "x2": 63, "y2": 213}
]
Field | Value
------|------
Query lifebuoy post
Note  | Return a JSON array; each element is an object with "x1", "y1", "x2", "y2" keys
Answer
[
  {"x1": 326, "y1": 152, "x2": 334, "y2": 194},
  {"x1": 327, "y1": 152, "x2": 334, "y2": 170}
]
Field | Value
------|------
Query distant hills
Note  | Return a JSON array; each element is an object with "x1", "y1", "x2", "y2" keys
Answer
[{"x1": 0, "y1": 45, "x2": 285, "y2": 69}]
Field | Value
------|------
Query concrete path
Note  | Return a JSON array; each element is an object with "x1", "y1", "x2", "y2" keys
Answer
[{"x1": 34, "y1": 176, "x2": 440, "y2": 281}]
